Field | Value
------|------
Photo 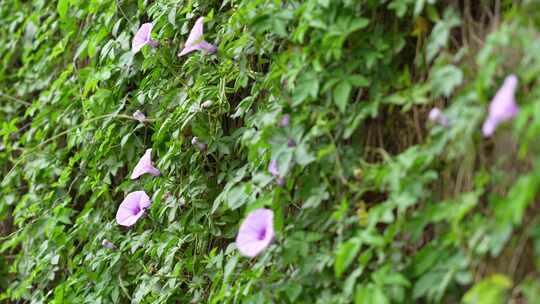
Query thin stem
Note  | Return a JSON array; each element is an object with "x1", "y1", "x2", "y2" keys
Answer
[
  {"x1": 115, "y1": 0, "x2": 133, "y2": 27},
  {"x1": 326, "y1": 132, "x2": 348, "y2": 184},
  {"x1": 2, "y1": 113, "x2": 139, "y2": 185},
  {"x1": 0, "y1": 92, "x2": 32, "y2": 106}
]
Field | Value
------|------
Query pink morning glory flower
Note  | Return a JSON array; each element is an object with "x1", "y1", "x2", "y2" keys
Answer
[
  {"x1": 130, "y1": 149, "x2": 160, "y2": 179},
  {"x1": 428, "y1": 107, "x2": 449, "y2": 127},
  {"x1": 482, "y1": 75, "x2": 519, "y2": 137},
  {"x1": 235, "y1": 208, "x2": 275, "y2": 257},
  {"x1": 132, "y1": 23, "x2": 159, "y2": 54},
  {"x1": 178, "y1": 17, "x2": 217, "y2": 57},
  {"x1": 116, "y1": 191, "x2": 151, "y2": 227}
]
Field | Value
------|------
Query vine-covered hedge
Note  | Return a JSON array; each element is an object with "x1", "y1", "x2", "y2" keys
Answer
[{"x1": 2, "y1": 0, "x2": 540, "y2": 303}]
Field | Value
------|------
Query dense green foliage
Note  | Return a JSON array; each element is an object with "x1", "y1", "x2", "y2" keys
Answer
[{"x1": 2, "y1": 0, "x2": 540, "y2": 302}]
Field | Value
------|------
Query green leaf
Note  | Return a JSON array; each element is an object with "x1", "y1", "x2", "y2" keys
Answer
[
  {"x1": 463, "y1": 274, "x2": 512, "y2": 304},
  {"x1": 430, "y1": 64, "x2": 463, "y2": 97},
  {"x1": 335, "y1": 238, "x2": 361, "y2": 277},
  {"x1": 349, "y1": 18, "x2": 370, "y2": 33},
  {"x1": 57, "y1": 0, "x2": 69, "y2": 21},
  {"x1": 226, "y1": 184, "x2": 250, "y2": 210},
  {"x1": 292, "y1": 71, "x2": 319, "y2": 105},
  {"x1": 284, "y1": 283, "x2": 302, "y2": 302},
  {"x1": 168, "y1": 7, "x2": 177, "y2": 25},
  {"x1": 347, "y1": 75, "x2": 370, "y2": 87},
  {"x1": 355, "y1": 284, "x2": 389, "y2": 304},
  {"x1": 333, "y1": 81, "x2": 352, "y2": 113},
  {"x1": 426, "y1": 9, "x2": 460, "y2": 61},
  {"x1": 295, "y1": 143, "x2": 315, "y2": 166},
  {"x1": 503, "y1": 174, "x2": 538, "y2": 224}
]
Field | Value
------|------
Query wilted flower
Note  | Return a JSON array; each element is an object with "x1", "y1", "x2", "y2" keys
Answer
[
  {"x1": 101, "y1": 239, "x2": 117, "y2": 250},
  {"x1": 482, "y1": 74, "x2": 519, "y2": 137},
  {"x1": 132, "y1": 23, "x2": 158, "y2": 54},
  {"x1": 178, "y1": 17, "x2": 217, "y2": 56},
  {"x1": 279, "y1": 114, "x2": 290, "y2": 127},
  {"x1": 116, "y1": 191, "x2": 151, "y2": 227},
  {"x1": 132, "y1": 110, "x2": 147, "y2": 123},
  {"x1": 428, "y1": 107, "x2": 449, "y2": 127},
  {"x1": 130, "y1": 149, "x2": 160, "y2": 179},
  {"x1": 235, "y1": 208, "x2": 275, "y2": 257}
]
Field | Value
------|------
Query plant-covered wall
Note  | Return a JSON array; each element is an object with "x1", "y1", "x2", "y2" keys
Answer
[{"x1": 2, "y1": 0, "x2": 540, "y2": 303}]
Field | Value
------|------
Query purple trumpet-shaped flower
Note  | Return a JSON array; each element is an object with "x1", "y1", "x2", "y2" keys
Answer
[
  {"x1": 428, "y1": 107, "x2": 450, "y2": 127},
  {"x1": 235, "y1": 208, "x2": 275, "y2": 257},
  {"x1": 116, "y1": 191, "x2": 151, "y2": 227},
  {"x1": 132, "y1": 23, "x2": 159, "y2": 54},
  {"x1": 132, "y1": 110, "x2": 147, "y2": 123},
  {"x1": 482, "y1": 75, "x2": 519, "y2": 137},
  {"x1": 130, "y1": 149, "x2": 160, "y2": 179},
  {"x1": 178, "y1": 17, "x2": 217, "y2": 57}
]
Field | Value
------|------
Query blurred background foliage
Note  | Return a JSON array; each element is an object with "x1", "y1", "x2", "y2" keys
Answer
[{"x1": 2, "y1": 0, "x2": 540, "y2": 303}]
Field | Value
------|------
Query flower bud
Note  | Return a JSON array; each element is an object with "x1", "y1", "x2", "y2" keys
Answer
[
  {"x1": 279, "y1": 114, "x2": 290, "y2": 127},
  {"x1": 353, "y1": 168, "x2": 363, "y2": 181},
  {"x1": 201, "y1": 100, "x2": 213, "y2": 109},
  {"x1": 287, "y1": 139, "x2": 297, "y2": 148},
  {"x1": 191, "y1": 137, "x2": 207, "y2": 151},
  {"x1": 428, "y1": 107, "x2": 449, "y2": 127},
  {"x1": 132, "y1": 110, "x2": 147, "y2": 123},
  {"x1": 268, "y1": 159, "x2": 279, "y2": 177},
  {"x1": 101, "y1": 239, "x2": 117, "y2": 250}
]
